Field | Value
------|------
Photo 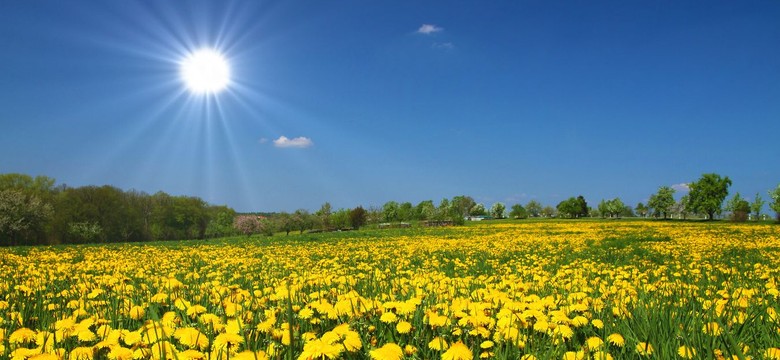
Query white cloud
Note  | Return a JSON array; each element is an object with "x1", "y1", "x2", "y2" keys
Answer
[
  {"x1": 273, "y1": 136, "x2": 313, "y2": 148},
  {"x1": 671, "y1": 183, "x2": 690, "y2": 192},
  {"x1": 417, "y1": 24, "x2": 443, "y2": 34}
]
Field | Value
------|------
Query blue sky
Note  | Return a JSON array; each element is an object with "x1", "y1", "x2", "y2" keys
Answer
[{"x1": 1, "y1": 1, "x2": 778, "y2": 213}]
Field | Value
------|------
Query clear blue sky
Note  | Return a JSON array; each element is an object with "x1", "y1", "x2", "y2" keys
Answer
[{"x1": 1, "y1": 1, "x2": 778, "y2": 212}]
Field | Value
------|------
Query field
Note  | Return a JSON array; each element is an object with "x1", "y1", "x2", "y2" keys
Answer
[{"x1": 1, "y1": 221, "x2": 779, "y2": 360}]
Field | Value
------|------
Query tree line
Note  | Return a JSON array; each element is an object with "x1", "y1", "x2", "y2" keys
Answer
[
  {"x1": 0, "y1": 173, "x2": 236, "y2": 245},
  {"x1": 2, "y1": 172, "x2": 780, "y2": 245}
]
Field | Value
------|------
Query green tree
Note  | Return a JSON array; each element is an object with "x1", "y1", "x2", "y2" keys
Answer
[
  {"x1": 635, "y1": 202, "x2": 648, "y2": 217},
  {"x1": 205, "y1": 206, "x2": 236, "y2": 238},
  {"x1": 750, "y1": 193, "x2": 765, "y2": 221},
  {"x1": 470, "y1": 203, "x2": 487, "y2": 217},
  {"x1": 316, "y1": 202, "x2": 332, "y2": 230},
  {"x1": 541, "y1": 206, "x2": 556, "y2": 218},
  {"x1": 349, "y1": 206, "x2": 367, "y2": 229},
  {"x1": 768, "y1": 184, "x2": 780, "y2": 221},
  {"x1": 648, "y1": 186, "x2": 676, "y2": 219},
  {"x1": 415, "y1": 200, "x2": 435, "y2": 220},
  {"x1": 688, "y1": 173, "x2": 732, "y2": 220},
  {"x1": 451, "y1": 195, "x2": 476, "y2": 218},
  {"x1": 398, "y1": 202, "x2": 414, "y2": 221},
  {"x1": 490, "y1": 202, "x2": 506, "y2": 219},
  {"x1": 0, "y1": 189, "x2": 53, "y2": 245},
  {"x1": 382, "y1": 201, "x2": 399, "y2": 223},
  {"x1": 525, "y1": 200, "x2": 542, "y2": 217},
  {"x1": 509, "y1": 204, "x2": 527, "y2": 219},
  {"x1": 725, "y1": 192, "x2": 750, "y2": 222}
]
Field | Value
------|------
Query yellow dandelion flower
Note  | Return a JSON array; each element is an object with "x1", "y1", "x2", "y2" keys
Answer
[
  {"x1": 370, "y1": 343, "x2": 404, "y2": 360},
  {"x1": 442, "y1": 341, "x2": 473, "y2": 360},
  {"x1": 380, "y1": 312, "x2": 398, "y2": 323},
  {"x1": 396, "y1": 321, "x2": 412, "y2": 334},
  {"x1": 233, "y1": 350, "x2": 269, "y2": 360},
  {"x1": 562, "y1": 351, "x2": 584, "y2": 360},
  {"x1": 635, "y1": 342, "x2": 653, "y2": 357},
  {"x1": 765, "y1": 348, "x2": 780, "y2": 360},
  {"x1": 480, "y1": 340, "x2": 494, "y2": 349},
  {"x1": 591, "y1": 350, "x2": 613, "y2": 360},
  {"x1": 177, "y1": 349, "x2": 207, "y2": 360},
  {"x1": 70, "y1": 346, "x2": 95, "y2": 360},
  {"x1": 606, "y1": 333, "x2": 624, "y2": 347},
  {"x1": 298, "y1": 308, "x2": 314, "y2": 319},
  {"x1": 186, "y1": 305, "x2": 207, "y2": 318},
  {"x1": 520, "y1": 355, "x2": 538, "y2": 360},
  {"x1": 571, "y1": 316, "x2": 589, "y2": 327},
  {"x1": 297, "y1": 338, "x2": 343, "y2": 360},
  {"x1": 129, "y1": 306, "x2": 145, "y2": 321},
  {"x1": 586, "y1": 336, "x2": 604, "y2": 351},
  {"x1": 703, "y1": 322, "x2": 722, "y2": 336},
  {"x1": 591, "y1": 319, "x2": 604, "y2": 329},
  {"x1": 677, "y1": 345, "x2": 696, "y2": 359},
  {"x1": 429, "y1": 336, "x2": 449, "y2": 351},
  {"x1": 9, "y1": 327, "x2": 36, "y2": 344},
  {"x1": 404, "y1": 344, "x2": 418, "y2": 355},
  {"x1": 213, "y1": 333, "x2": 244, "y2": 352},
  {"x1": 108, "y1": 346, "x2": 134, "y2": 360},
  {"x1": 29, "y1": 354, "x2": 60, "y2": 360},
  {"x1": 174, "y1": 327, "x2": 209, "y2": 350}
]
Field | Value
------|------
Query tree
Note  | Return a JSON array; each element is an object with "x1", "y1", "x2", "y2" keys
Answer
[
  {"x1": 725, "y1": 192, "x2": 750, "y2": 222},
  {"x1": 598, "y1": 198, "x2": 625, "y2": 218},
  {"x1": 688, "y1": 173, "x2": 732, "y2": 220},
  {"x1": 233, "y1": 215, "x2": 260, "y2": 236},
  {"x1": 382, "y1": 201, "x2": 399, "y2": 223},
  {"x1": 541, "y1": 206, "x2": 556, "y2": 218},
  {"x1": 525, "y1": 200, "x2": 542, "y2": 217},
  {"x1": 648, "y1": 186, "x2": 676, "y2": 219},
  {"x1": 349, "y1": 206, "x2": 367, "y2": 229},
  {"x1": 576, "y1": 196, "x2": 589, "y2": 218},
  {"x1": 0, "y1": 189, "x2": 53, "y2": 245},
  {"x1": 768, "y1": 184, "x2": 780, "y2": 221},
  {"x1": 750, "y1": 193, "x2": 765, "y2": 221},
  {"x1": 451, "y1": 196, "x2": 476, "y2": 218},
  {"x1": 398, "y1": 202, "x2": 414, "y2": 221},
  {"x1": 416, "y1": 200, "x2": 436, "y2": 221},
  {"x1": 470, "y1": 203, "x2": 487, "y2": 217},
  {"x1": 635, "y1": 202, "x2": 648, "y2": 218},
  {"x1": 205, "y1": 206, "x2": 237, "y2": 238},
  {"x1": 557, "y1": 196, "x2": 588, "y2": 219},
  {"x1": 490, "y1": 202, "x2": 506, "y2": 219},
  {"x1": 316, "y1": 202, "x2": 332, "y2": 230},
  {"x1": 509, "y1": 204, "x2": 528, "y2": 219}
]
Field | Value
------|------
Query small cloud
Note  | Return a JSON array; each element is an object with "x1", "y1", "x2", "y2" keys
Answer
[
  {"x1": 432, "y1": 42, "x2": 454, "y2": 50},
  {"x1": 417, "y1": 24, "x2": 443, "y2": 34},
  {"x1": 671, "y1": 183, "x2": 690, "y2": 192},
  {"x1": 273, "y1": 136, "x2": 313, "y2": 148}
]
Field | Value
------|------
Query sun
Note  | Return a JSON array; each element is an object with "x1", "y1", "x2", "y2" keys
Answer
[{"x1": 180, "y1": 49, "x2": 231, "y2": 94}]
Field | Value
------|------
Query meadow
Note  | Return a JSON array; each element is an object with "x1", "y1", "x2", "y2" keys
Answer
[{"x1": 1, "y1": 221, "x2": 779, "y2": 360}]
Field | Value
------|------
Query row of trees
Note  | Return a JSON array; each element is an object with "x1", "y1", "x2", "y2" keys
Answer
[
  {"x1": 0, "y1": 173, "x2": 236, "y2": 245},
  {"x1": 4, "y1": 171, "x2": 780, "y2": 245}
]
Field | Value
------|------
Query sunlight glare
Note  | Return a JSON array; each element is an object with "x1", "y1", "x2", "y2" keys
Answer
[{"x1": 180, "y1": 49, "x2": 231, "y2": 94}]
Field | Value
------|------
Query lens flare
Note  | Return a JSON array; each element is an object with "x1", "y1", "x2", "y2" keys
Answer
[{"x1": 180, "y1": 49, "x2": 231, "y2": 94}]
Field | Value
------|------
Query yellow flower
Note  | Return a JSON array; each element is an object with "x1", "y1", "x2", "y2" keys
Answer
[
  {"x1": 591, "y1": 319, "x2": 604, "y2": 329},
  {"x1": 396, "y1": 321, "x2": 412, "y2": 334},
  {"x1": 428, "y1": 336, "x2": 449, "y2": 351},
  {"x1": 480, "y1": 340, "x2": 494, "y2": 349},
  {"x1": 442, "y1": 341, "x2": 473, "y2": 360},
  {"x1": 177, "y1": 349, "x2": 207, "y2": 360},
  {"x1": 591, "y1": 351, "x2": 613, "y2": 360},
  {"x1": 677, "y1": 345, "x2": 696, "y2": 359},
  {"x1": 562, "y1": 351, "x2": 584, "y2": 360},
  {"x1": 370, "y1": 343, "x2": 404, "y2": 360},
  {"x1": 297, "y1": 338, "x2": 342, "y2": 360},
  {"x1": 635, "y1": 342, "x2": 654, "y2": 357},
  {"x1": 70, "y1": 347, "x2": 95, "y2": 360},
  {"x1": 233, "y1": 350, "x2": 269, "y2": 360},
  {"x1": 702, "y1": 322, "x2": 722, "y2": 336},
  {"x1": 586, "y1": 336, "x2": 604, "y2": 350},
  {"x1": 520, "y1": 355, "x2": 538, "y2": 360},
  {"x1": 213, "y1": 333, "x2": 244, "y2": 352},
  {"x1": 174, "y1": 327, "x2": 210, "y2": 350},
  {"x1": 380, "y1": 312, "x2": 398, "y2": 323},
  {"x1": 9, "y1": 327, "x2": 36, "y2": 344},
  {"x1": 765, "y1": 348, "x2": 780, "y2": 360},
  {"x1": 108, "y1": 346, "x2": 134, "y2": 360},
  {"x1": 606, "y1": 333, "x2": 624, "y2": 347},
  {"x1": 404, "y1": 344, "x2": 418, "y2": 355},
  {"x1": 129, "y1": 305, "x2": 145, "y2": 320}
]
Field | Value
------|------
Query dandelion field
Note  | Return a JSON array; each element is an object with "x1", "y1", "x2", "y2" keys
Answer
[{"x1": 1, "y1": 221, "x2": 779, "y2": 360}]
